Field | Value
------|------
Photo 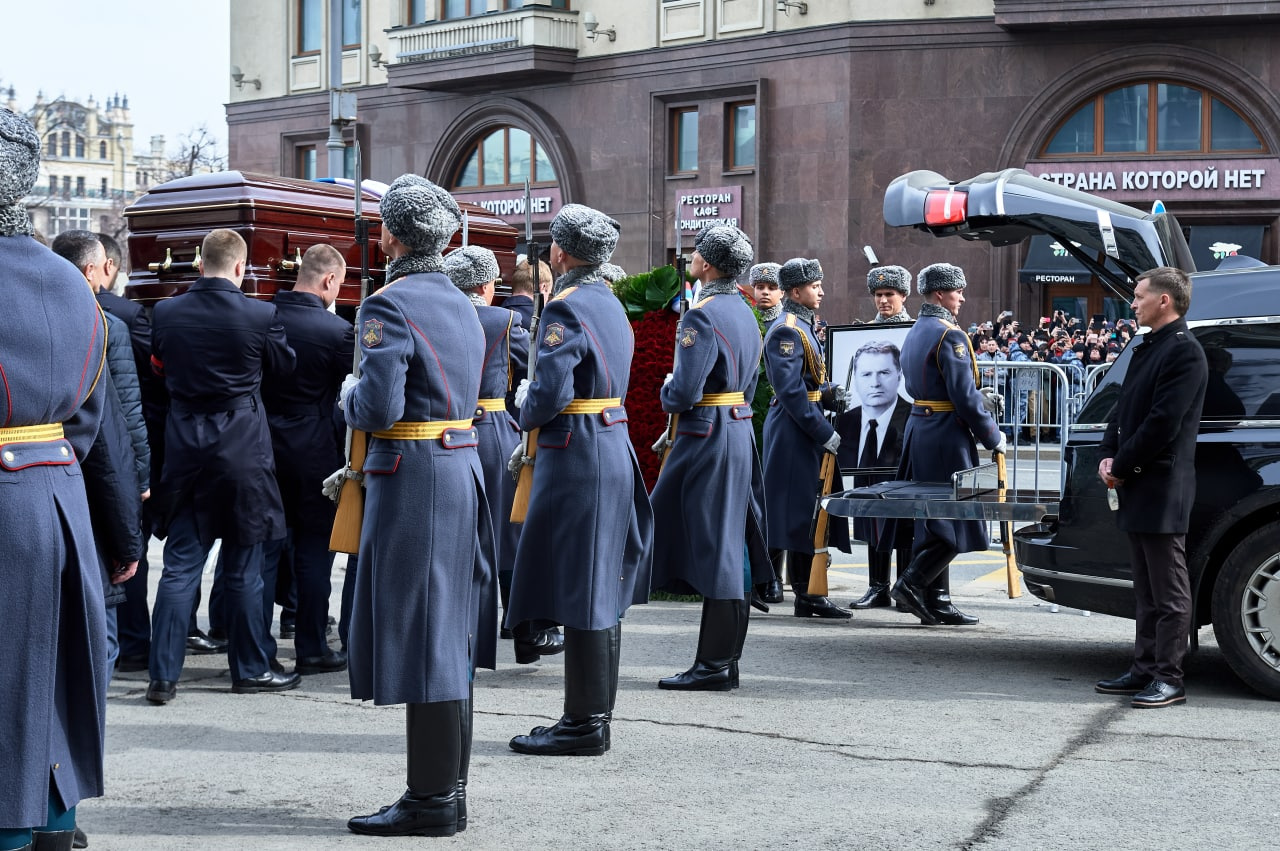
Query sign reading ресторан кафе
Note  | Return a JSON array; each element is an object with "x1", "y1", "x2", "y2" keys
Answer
[
  {"x1": 1024, "y1": 158, "x2": 1280, "y2": 202},
  {"x1": 675, "y1": 187, "x2": 744, "y2": 234}
]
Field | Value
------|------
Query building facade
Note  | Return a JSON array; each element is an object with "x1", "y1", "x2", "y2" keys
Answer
[{"x1": 226, "y1": 1, "x2": 1280, "y2": 324}]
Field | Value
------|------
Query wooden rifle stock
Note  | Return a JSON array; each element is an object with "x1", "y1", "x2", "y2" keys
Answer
[
  {"x1": 806, "y1": 449, "x2": 840, "y2": 596},
  {"x1": 329, "y1": 428, "x2": 367, "y2": 554},
  {"x1": 996, "y1": 450, "x2": 1021, "y2": 598},
  {"x1": 658, "y1": 414, "x2": 678, "y2": 471},
  {"x1": 510, "y1": 427, "x2": 538, "y2": 523}
]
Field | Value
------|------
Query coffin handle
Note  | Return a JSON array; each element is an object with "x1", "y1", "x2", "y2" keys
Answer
[
  {"x1": 278, "y1": 247, "x2": 303, "y2": 271},
  {"x1": 147, "y1": 247, "x2": 174, "y2": 272}
]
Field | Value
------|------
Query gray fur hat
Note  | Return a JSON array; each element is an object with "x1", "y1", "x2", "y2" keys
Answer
[
  {"x1": 867, "y1": 265, "x2": 911, "y2": 296},
  {"x1": 0, "y1": 109, "x2": 40, "y2": 237},
  {"x1": 549, "y1": 203, "x2": 620, "y2": 264},
  {"x1": 443, "y1": 245, "x2": 500, "y2": 291},
  {"x1": 694, "y1": 224, "x2": 753, "y2": 278},
  {"x1": 917, "y1": 262, "x2": 967, "y2": 295},
  {"x1": 749, "y1": 262, "x2": 781, "y2": 286},
  {"x1": 779, "y1": 257, "x2": 823, "y2": 290},
  {"x1": 599, "y1": 262, "x2": 626, "y2": 283},
  {"x1": 379, "y1": 174, "x2": 462, "y2": 256}
]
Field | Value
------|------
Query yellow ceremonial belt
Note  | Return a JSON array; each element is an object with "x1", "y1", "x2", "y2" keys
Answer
[
  {"x1": 476, "y1": 398, "x2": 507, "y2": 412},
  {"x1": 806, "y1": 391, "x2": 822, "y2": 402},
  {"x1": 372, "y1": 419, "x2": 474, "y2": 440},
  {"x1": 695, "y1": 392, "x2": 747, "y2": 407},
  {"x1": 913, "y1": 400, "x2": 956, "y2": 412},
  {"x1": 559, "y1": 397, "x2": 622, "y2": 415},
  {"x1": 0, "y1": 423, "x2": 65, "y2": 443}
]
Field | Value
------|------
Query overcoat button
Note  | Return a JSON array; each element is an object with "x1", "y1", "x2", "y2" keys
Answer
[
  {"x1": 2, "y1": 451, "x2": 13, "y2": 463},
  {"x1": 61, "y1": 447, "x2": 70, "y2": 457}
]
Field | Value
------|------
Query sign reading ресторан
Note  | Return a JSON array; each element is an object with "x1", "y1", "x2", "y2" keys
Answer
[
  {"x1": 1024, "y1": 158, "x2": 1280, "y2": 202},
  {"x1": 451, "y1": 187, "x2": 563, "y2": 223},
  {"x1": 675, "y1": 187, "x2": 744, "y2": 234}
]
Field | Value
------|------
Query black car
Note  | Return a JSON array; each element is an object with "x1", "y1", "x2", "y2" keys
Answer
[{"x1": 884, "y1": 168, "x2": 1280, "y2": 699}]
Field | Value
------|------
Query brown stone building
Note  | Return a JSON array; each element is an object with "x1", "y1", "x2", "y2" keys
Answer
[{"x1": 227, "y1": 1, "x2": 1280, "y2": 324}]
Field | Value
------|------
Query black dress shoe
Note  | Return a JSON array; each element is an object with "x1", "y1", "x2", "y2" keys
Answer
[
  {"x1": 73, "y1": 826, "x2": 88, "y2": 848},
  {"x1": 185, "y1": 630, "x2": 227, "y2": 655},
  {"x1": 31, "y1": 831, "x2": 75, "y2": 850},
  {"x1": 279, "y1": 622, "x2": 296, "y2": 640},
  {"x1": 297, "y1": 650, "x2": 348, "y2": 675},
  {"x1": 347, "y1": 790, "x2": 458, "y2": 837},
  {"x1": 749, "y1": 590, "x2": 770, "y2": 613},
  {"x1": 500, "y1": 627, "x2": 513, "y2": 640},
  {"x1": 794, "y1": 594, "x2": 852, "y2": 620},
  {"x1": 1095, "y1": 670, "x2": 1152, "y2": 695},
  {"x1": 509, "y1": 715, "x2": 608, "y2": 756},
  {"x1": 1132, "y1": 679, "x2": 1186, "y2": 708},
  {"x1": 927, "y1": 603, "x2": 979, "y2": 626},
  {"x1": 658, "y1": 661, "x2": 734, "y2": 692},
  {"x1": 232, "y1": 670, "x2": 302, "y2": 694},
  {"x1": 146, "y1": 680, "x2": 177, "y2": 704},
  {"x1": 760, "y1": 579, "x2": 785, "y2": 604},
  {"x1": 514, "y1": 629, "x2": 565, "y2": 664},
  {"x1": 207, "y1": 627, "x2": 228, "y2": 642},
  {"x1": 890, "y1": 581, "x2": 940, "y2": 626},
  {"x1": 850, "y1": 586, "x2": 892, "y2": 610},
  {"x1": 268, "y1": 657, "x2": 287, "y2": 675},
  {"x1": 115, "y1": 653, "x2": 149, "y2": 673}
]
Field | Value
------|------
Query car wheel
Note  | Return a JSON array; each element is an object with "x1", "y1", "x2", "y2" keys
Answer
[{"x1": 1212, "y1": 523, "x2": 1280, "y2": 700}]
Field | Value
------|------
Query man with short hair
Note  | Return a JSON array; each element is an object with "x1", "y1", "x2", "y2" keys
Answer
[
  {"x1": 866, "y1": 264, "x2": 912, "y2": 324},
  {"x1": 147, "y1": 228, "x2": 299, "y2": 703},
  {"x1": 97, "y1": 231, "x2": 126, "y2": 293},
  {"x1": 505, "y1": 257, "x2": 552, "y2": 331},
  {"x1": 1096, "y1": 266, "x2": 1207, "y2": 708},
  {"x1": 751, "y1": 262, "x2": 783, "y2": 326},
  {"x1": 261, "y1": 243, "x2": 354, "y2": 675}
]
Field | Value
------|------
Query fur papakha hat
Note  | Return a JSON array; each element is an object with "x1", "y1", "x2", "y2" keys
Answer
[
  {"x1": 779, "y1": 257, "x2": 823, "y2": 290},
  {"x1": 917, "y1": 262, "x2": 967, "y2": 295},
  {"x1": 694, "y1": 224, "x2": 753, "y2": 278},
  {"x1": 749, "y1": 262, "x2": 781, "y2": 286},
  {"x1": 379, "y1": 174, "x2": 462, "y2": 256},
  {"x1": 443, "y1": 245, "x2": 500, "y2": 291},
  {"x1": 867, "y1": 265, "x2": 911, "y2": 296},
  {"x1": 549, "y1": 203, "x2": 620, "y2": 265}
]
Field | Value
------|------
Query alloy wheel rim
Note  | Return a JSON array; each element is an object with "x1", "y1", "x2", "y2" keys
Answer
[{"x1": 1241, "y1": 551, "x2": 1280, "y2": 672}]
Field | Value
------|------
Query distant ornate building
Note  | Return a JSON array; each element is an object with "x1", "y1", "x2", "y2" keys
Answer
[{"x1": 7, "y1": 88, "x2": 166, "y2": 241}]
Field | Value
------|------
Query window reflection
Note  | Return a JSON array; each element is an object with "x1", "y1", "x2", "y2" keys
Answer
[{"x1": 1102, "y1": 85, "x2": 1148, "y2": 153}]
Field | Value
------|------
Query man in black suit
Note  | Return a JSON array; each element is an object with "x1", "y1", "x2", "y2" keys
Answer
[
  {"x1": 1096, "y1": 266, "x2": 1207, "y2": 709},
  {"x1": 503, "y1": 257, "x2": 551, "y2": 332},
  {"x1": 836, "y1": 341, "x2": 912, "y2": 608}
]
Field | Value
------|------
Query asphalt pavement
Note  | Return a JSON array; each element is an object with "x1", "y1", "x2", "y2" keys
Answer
[{"x1": 83, "y1": 543, "x2": 1280, "y2": 850}]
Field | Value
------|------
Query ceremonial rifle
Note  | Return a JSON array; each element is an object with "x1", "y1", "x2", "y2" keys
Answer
[
  {"x1": 329, "y1": 146, "x2": 370, "y2": 554},
  {"x1": 510, "y1": 180, "x2": 541, "y2": 522},
  {"x1": 807, "y1": 340, "x2": 842, "y2": 596},
  {"x1": 996, "y1": 450, "x2": 1022, "y2": 598},
  {"x1": 657, "y1": 221, "x2": 690, "y2": 471}
]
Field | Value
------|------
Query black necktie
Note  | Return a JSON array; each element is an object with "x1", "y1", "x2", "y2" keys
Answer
[{"x1": 860, "y1": 418, "x2": 878, "y2": 467}]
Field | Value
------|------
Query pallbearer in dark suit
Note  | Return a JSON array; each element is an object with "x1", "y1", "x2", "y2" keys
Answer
[
  {"x1": 1096, "y1": 267, "x2": 1207, "y2": 708},
  {"x1": 507, "y1": 204, "x2": 654, "y2": 756},
  {"x1": 651, "y1": 225, "x2": 771, "y2": 691},
  {"x1": 0, "y1": 108, "x2": 110, "y2": 851},
  {"x1": 262, "y1": 244, "x2": 354, "y2": 675},
  {"x1": 890, "y1": 264, "x2": 1005, "y2": 626},
  {"x1": 442, "y1": 246, "x2": 560, "y2": 664},
  {"x1": 343, "y1": 176, "x2": 493, "y2": 837},
  {"x1": 147, "y1": 229, "x2": 300, "y2": 702},
  {"x1": 761, "y1": 258, "x2": 851, "y2": 619}
]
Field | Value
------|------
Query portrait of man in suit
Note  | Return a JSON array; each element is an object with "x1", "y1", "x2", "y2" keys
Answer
[{"x1": 835, "y1": 340, "x2": 912, "y2": 473}]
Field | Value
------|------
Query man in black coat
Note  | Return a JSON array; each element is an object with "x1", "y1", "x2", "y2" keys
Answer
[
  {"x1": 262, "y1": 244, "x2": 354, "y2": 675},
  {"x1": 1097, "y1": 266, "x2": 1207, "y2": 709},
  {"x1": 146, "y1": 228, "x2": 299, "y2": 703}
]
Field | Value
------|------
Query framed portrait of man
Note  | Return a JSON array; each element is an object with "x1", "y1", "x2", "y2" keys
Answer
[{"x1": 825, "y1": 323, "x2": 915, "y2": 476}]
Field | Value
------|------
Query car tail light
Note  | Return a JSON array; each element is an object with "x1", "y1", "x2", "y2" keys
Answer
[{"x1": 924, "y1": 188, "x2": 967, "y2": 226}]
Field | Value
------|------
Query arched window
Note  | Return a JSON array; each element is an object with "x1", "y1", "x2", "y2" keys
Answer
[
  {"x1": 75, "y1": 136, "x2": 85, "y2": 158},
  {"x1": 452, "y1": 125, "x2": 557, "y2": 189},
  {"x1": 60, "y1": 131, "x2": 70, "y2": 157},
  {"x1": 46, "y1": 135, "x2": 56, "y2": 157},
  {"x1": 1043, "y1": 81, "x2": 1264, "y2": 157},
  {"x1": 99, "y1": 141, "x2": 108, "y2": 159}
]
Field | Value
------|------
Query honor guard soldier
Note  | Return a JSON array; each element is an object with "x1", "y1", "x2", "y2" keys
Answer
[
  {"x1": 0, "y1": 107, "x2": 112, "y2": 851},
  {"x1": 340, "y1": 176, "x2": 494, "y2": 838},
  {"x1": 651, "y1": 225, "x2": 771, "y2": 691},
  {"x1": 506, "y1": 204, "x2": 654, "y2": 756},
  {"x1": 890, "y1": 263, "x2": 1005, "y2": 625},
  {"x1": 442, "y1": 246, "x2": 561, "y2": 663},
  {"x1": 762, "y1": 258, "x2": 851, "y2": 619},
  {"x1": 749, "y1": 261, "x2": 786, "y2": 603},
  {"x1": 146, "y1": 229, "x2": 299, "y2": 702},
  {"x1": 261, "y1": 244, "x2": 354, "y2": 675},
  {"x1": 845, "y1": 265, "x2": 913, "y2": 610}
]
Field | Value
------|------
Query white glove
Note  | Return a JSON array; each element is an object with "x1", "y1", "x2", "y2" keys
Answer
[
  {"x1": 662, "y1": 372, "x2": 674, "y2": 387},
  {"x1": 651, "y1": 429, "x2": 673, "y2": 456},
  {"x1": 508, "y1": 442, "x2": 528, "y2": 481},
  {"x1": 979, "y1": 386, "x2": 1005, "y2": 418},
  {"x1": 821, "y1": 385, "x2": 848, "y2": 413},
  {"x1": 822, "y1": 431, "x2": 841, "y2": 455},
  {"x1": 322, "y1": 466, "x2": 347, "y2": 503},
  {"x1": 514, "y1": 378, "x2": 531, "y2": 409},
  {"x1": 338, "y1": 373, "x2": 359, "y2": 411},
  {"x1": 993, "y1": 433, "x2": 1008, "y2": 456}
]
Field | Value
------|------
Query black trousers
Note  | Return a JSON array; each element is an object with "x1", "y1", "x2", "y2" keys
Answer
[{"x1": 1127, "y1": 532, "x2": 1192, "y2": 687}]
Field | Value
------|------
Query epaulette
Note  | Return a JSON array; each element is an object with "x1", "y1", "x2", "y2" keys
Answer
[
  {"x1": 693, "y1": 295, "x2": 717, "y2": 309},
  {"x1": 551, "y1": 286, "x2": 579, "y2": 302}
]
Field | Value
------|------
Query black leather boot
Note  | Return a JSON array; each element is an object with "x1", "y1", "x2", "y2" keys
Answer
[
  {"x1": 926, "y1": 568, "x2": 979, "y2": 625},
  {"x1": 758, "y1": 548, "x2": 786, "y2": 604},
  {"x1": 604, "y1": 622, "x2": 621, "y2": 749},
  {"x1": 850, "y1": 547, "x2": 892, "y2": 609},
  {"x1": 456, "y1": 682, "x2": 472, "y2": 831},
  {"x1": 510, "y1": 627, "x2": 610, "y2": 756},
  {"x1": 659, "y1": 599, "x2": 739, "y2": 691},
  {"x1": 32, "y1": 832, "x2": 73, "y2": 851},
  {"x1": 890, "y1": 539, "x2": 958, "y2": 626},
  {"x1": 513, "y1": 627, "x2": 565, "y2": 664},
  {"x1": 729, "y1": 594, "x2": 749, "y2": 689},
  {"x1": 789, "y1": 551, "x2": 852, "y2": 619},
  {"x1": 348, "y1": 701, "x2": 462, "y2": 837}
]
